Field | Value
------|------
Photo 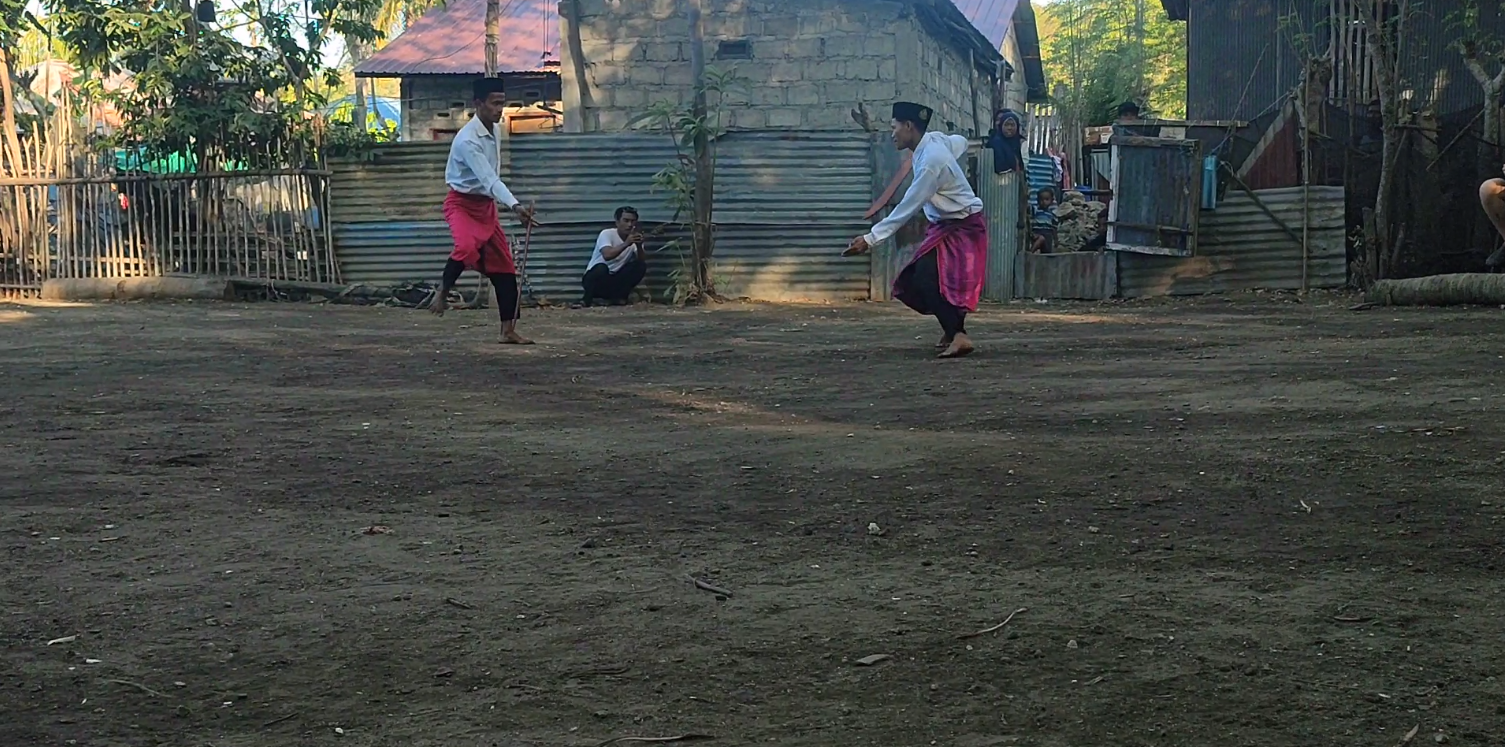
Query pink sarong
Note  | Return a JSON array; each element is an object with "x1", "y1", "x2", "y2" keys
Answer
[
  {"x1": 893, "y1": 211, "x2": 988, "y2": 313},
  {"x1": 444, "y1": 190, "x2": 514, "y2": 275}
]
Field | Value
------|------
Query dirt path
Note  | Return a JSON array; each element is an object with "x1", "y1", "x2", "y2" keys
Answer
[{"x1": 1, "y1": 296, "x2": 1502, "y2": 747}]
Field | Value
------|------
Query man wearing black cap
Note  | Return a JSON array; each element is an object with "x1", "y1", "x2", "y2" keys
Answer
[
  {"x1": 429, "y1": 77, "x2": 539, "y2": 345},
  {"x1": 846, "y1": 101, "x2": 988, "y2": 359}
]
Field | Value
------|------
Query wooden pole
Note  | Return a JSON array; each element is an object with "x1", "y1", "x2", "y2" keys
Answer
[
  {"x1": 485, "y1": 0, "x2": 500, "y2": 78},
  {"x1": 1301, "y1": 107, "x2": 1311, "y2": 294},
  {"x1": 0, "y1": 45, "x2": 35, "y2": 293},
  {"x1": 687, "y1": 0, "x2": 714, "y2": 298}
]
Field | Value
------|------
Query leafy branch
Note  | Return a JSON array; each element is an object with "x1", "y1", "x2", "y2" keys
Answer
[{"x1": 627, "y1": 64, "x2": 746, "y2": 304}]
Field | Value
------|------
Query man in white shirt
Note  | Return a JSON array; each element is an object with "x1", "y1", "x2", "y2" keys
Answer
[
  {"x1": 428, "y1": 77, "x2": 539, "y2": 345},
  {"x1": 846, "y1": 101, "x2": 988, "y2": 359},
  {"x1": 579, "y1": 206, "x2": 649, "y2": 306}
]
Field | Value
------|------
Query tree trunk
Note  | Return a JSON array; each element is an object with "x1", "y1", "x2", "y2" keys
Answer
[
  {"x1": 0, "y1": 47, "x2": 24, "y2": 173},
  {"x1": 1459, "y1": 22, "x2": 1505, "y2": 258},
  {"x1": 562, "y1": 0, "x2": 594, "y2": 131},
  {"x1": 350, "y1": 38, "x2": 371, "y2": 129},
  {"x1": 1366, "y1": 273, "x2": 1505, "y2": 305},
  {"x1": 687, "y1": 0, "x2": 714, "y2": 298},
  {"x1": 1356, "y1": 0, "x2": 1405, "y2": 283},
  {"x1": 484, "y1": 0, "x2": 499, "y2": 77},
  {"x1": 0, "y1": 46, "x2": 31, "y2": 274}
]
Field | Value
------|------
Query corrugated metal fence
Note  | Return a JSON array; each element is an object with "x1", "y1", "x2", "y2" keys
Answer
[
  {"x1": 977, "y1": 148, "x2": 1024, "y2": 302},
  {"x1": 1117, "y1": 186, "x2": 1347, "y2": 297},
  {"x1": 328, "y1": 132, "x2": 873, "y2": 302}
]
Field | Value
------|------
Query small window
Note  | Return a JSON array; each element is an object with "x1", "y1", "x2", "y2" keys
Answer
[{"x1": 716, "y1": 39, "x2": 752, "y2": 60}]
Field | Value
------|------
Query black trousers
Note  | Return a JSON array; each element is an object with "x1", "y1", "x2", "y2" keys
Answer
[
  {"x1": 581, "y1": 259, "x2": 647, "y2": 303},
  {"x1": 442, "y1": 259, "x2": 519, "y2": 322},
  {"x1": 897, "y1": 250, "x2": 966, "y2": 337}
]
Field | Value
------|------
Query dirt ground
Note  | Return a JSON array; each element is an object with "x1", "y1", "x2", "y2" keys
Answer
[{"x1": 2, "y1": 294, "x2": 1504, "y2": 747}]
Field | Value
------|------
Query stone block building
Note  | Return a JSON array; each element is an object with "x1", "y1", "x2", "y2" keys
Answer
[
  {"x1": 560, "y1": 0, "x2": 1046, "y2": 135},
  {"x1": 355, "y1": 0, "x2": 564, "y2": 140}
]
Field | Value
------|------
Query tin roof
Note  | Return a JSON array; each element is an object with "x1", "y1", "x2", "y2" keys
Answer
[
  {"x1": 949, "y1": 0, "x2": 1019, "y2": 49},
  {"x1": 357, "y1": 0, "x2": 1033, "y2": 80},
  {"x1": 355, "y1": 0, "x2": 559, "y2": 77}
]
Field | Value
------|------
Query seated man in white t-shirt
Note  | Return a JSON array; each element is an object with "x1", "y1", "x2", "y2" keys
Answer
[{"x1": 580, "y1": 206, "x2": 649, "y2": 306}]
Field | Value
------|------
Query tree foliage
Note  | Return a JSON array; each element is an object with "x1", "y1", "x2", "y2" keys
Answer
[
  {"x1": 1040, "y1": 0, "x2": 1186, "y2": 124},
  {"x1": 628, "y1": 65, "x2": 745, "y2": 304},
  {"x1": 32, "y1": 0, "x2": 383, "y2": 166}
]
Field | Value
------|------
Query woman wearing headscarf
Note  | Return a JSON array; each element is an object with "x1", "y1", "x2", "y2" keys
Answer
[{"x1": 986, "y1": 109, "x2": 1025, "y2": 174}]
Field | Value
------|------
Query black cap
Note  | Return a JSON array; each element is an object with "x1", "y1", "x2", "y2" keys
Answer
[
  {"x1": 892, "y1": 101, "x2": 933, "y2": 128},
  {"x1": 472, "y1": 77, "x2": 507, "y2": 101},
  {"x1": 1118, "y1": 101, "x2": 1141, "y2": 116}
]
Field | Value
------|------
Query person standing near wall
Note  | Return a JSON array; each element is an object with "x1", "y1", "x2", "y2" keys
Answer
[
  {"x1": 987, "y1": 109, "x2": 1026, "y2": 174},
  {"x1": 845, "y1": 102, "x2": 989, "y2": 359},
  {"x1": 429, "y1": 77, "x2": 540, "y2": 344}
]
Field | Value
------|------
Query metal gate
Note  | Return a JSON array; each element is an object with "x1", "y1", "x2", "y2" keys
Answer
[{"x1": 1107, "y1": 136, "x2": 1203, "y2": 257}]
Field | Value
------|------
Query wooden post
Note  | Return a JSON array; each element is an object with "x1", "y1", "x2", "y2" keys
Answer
[
  {"x1": 561, "y1": 0, "x2": 594, "y2": 132},
  {"x1": 687, "y1": 0, "x2": 714, "y2": 297},
  {"x1": 485, "y1": 0, "x2": 499, "y2": 78}
]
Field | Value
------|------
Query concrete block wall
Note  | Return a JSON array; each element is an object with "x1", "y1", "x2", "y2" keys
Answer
[
  {"x1": 998, "y1": 23, "x2": 1028, "y2": 116},
  {"x1": 562, "y1": 0, "x2": 997, "y2": 134},
  {"x1": 898, "y1": 16, "x2": 988, "y2": 137},
  {"x1": 400, "y1": 76, "x2": 566, "y2": 140},
  {"x1": 400, "y1": 77, "x2": 475, "y2": 141}
]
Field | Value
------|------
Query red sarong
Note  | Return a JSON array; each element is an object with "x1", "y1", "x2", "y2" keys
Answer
[
  {"x1": 444, "y1": 190, "x2": 514, "y2": 275},
  {"x1": 893, "y1": 211, "x2": 988, "y2": 313}
]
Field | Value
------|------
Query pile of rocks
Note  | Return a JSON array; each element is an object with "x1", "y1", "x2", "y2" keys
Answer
[{"x1": 1050, "y1": 190, "x2": 1108, "y2": 253}]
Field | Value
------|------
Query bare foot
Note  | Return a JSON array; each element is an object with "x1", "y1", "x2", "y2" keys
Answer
[
  {"x1": 500, "y1": 331, "x2": 535, "y2": 345},
  {"x1": 429, "y1": 291, "x2": 448, "y2": 316},
  {"x1": 937, "y1": 334, "x2": 974, "y2": 359}
]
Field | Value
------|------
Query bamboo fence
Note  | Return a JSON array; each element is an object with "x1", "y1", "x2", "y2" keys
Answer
[{"x1": 1, "y1": 88, "x2": 339, "y2": 298}]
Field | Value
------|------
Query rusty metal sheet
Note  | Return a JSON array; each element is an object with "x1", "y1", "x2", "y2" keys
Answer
[
  {"x1": 1017, "y1": 251, "x2": 1118, "y2": 300},
  {"x1": 1108, "y1": 137, "x2": 1202, "y2": 257},
  {"x1": 1117, "y1": 186, "x2": 1346, "y2": 297}
]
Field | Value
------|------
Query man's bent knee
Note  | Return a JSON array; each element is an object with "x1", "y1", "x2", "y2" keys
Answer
[{"x1": 1480, "y1": 178, "x2": 1505, "y2": 203}]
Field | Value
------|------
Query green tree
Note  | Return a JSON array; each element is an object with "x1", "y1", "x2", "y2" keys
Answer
[
  {"x1": 629, "y1": 65, "x2": 745, "y2": 304},
  {"x1": 41, "y1": 0, "x2": 383, "y2": 166},
  {"x1": 347, "y1": 0, "x2": 443, "y2": 127},
  {"x1": 1456, "y1": 0, "x2": 1505, "y2": 183},
  {"x1": 1039, "y1": 0, "x2": 1186, "y2": 124},
  {"x1": 2, "y1": 0, "x2": 38, "y2": 171}
]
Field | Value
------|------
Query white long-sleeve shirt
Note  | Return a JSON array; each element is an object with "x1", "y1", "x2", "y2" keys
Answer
[
  {"x1": 864, "y1": 131, "x2": 984, "y2": 246},
  {"x1": 445, "y1": 115, "x2": 520, "y2": 208}
]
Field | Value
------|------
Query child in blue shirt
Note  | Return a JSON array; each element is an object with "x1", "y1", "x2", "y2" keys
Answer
[{"x1": 1030, "y1": 187, "x2": 1059, "y2": 253}]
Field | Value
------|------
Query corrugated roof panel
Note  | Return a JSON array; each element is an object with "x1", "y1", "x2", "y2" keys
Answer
[{"x1": 948, "y1": 0, "x2": 1020, "y2": 49}]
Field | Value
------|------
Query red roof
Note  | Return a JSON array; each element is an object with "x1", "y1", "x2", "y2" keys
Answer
[
  {"x1": 358, "y1": 0, "x2": 1024, "y2": 77},
  {"x1": 356, "y1": 0, "x2": 559, "y2": 77}
]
